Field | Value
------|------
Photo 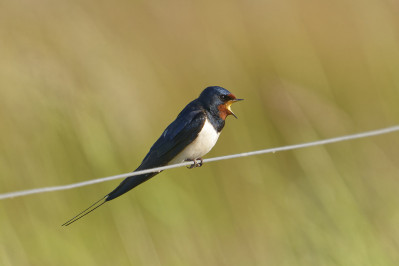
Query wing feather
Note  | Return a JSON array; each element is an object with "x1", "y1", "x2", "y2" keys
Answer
[{"x1": 137, "y1": 102, "x2": 206, "y2": 170}]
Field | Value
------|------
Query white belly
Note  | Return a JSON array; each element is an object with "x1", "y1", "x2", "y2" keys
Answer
[{"x1": 168, "y1": 119, "x2": 220, "y2": 165}]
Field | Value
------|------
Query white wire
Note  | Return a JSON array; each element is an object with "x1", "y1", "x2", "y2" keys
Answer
[{"x1": 1, "y1": 125, "x2": 399, "y2": 200}]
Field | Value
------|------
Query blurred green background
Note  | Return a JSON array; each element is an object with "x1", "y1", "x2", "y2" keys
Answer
[{"x1": 1, "y1": 0, "x2": 399, "y2": 265}]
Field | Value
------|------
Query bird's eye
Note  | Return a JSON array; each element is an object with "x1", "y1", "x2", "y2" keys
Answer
[{"x1": 220, "y1": 95, "x2": 228, "y2": 101}]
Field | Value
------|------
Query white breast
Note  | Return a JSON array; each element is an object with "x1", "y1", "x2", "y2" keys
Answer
[{"x1": 168, "y1": 119, "x2": 220, "y2": 165}]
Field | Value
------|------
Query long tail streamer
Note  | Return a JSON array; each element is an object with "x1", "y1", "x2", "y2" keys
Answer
[{"x1": 61, "y1": 196, "x2": 107, "y2": 226}]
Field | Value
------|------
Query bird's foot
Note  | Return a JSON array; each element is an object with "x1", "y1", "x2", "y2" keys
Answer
[{"x1": 187, "y1": 158, "x2": 203, "y2": 169}]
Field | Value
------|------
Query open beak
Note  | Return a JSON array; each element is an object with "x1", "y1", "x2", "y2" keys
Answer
[{"x1": 226, "y1": 98, "x2": 243, "y2": 119}]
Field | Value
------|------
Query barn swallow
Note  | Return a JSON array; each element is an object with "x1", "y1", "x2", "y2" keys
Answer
[{"x1": 62, "y1": 86, "x2": 243, "y2": 226}]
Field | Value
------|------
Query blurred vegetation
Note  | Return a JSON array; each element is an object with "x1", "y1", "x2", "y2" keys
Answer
[{"x1": 1, "y1": 0, "x2": 399, "y2": 265}]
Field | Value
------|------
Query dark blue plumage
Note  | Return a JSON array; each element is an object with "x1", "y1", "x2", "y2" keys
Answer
[
  {"x1": 106, "y1": 105, "x2": 206, "y2": 201},
  {"x1": 62, "y1": 86, "x2": 242, "y2": 226}
]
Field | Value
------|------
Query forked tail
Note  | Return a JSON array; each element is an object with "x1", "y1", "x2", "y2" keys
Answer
[
  {"x1": 61, "y1": 196, "x2": 108, "y2": 226},
  {"x1": 62, "y1": 172, "x2": 159, "y2": 226}
]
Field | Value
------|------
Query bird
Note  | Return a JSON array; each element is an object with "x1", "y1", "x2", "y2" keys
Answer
[{"x1": 62, "y1": 86, "x2": 243, "y2": 226}]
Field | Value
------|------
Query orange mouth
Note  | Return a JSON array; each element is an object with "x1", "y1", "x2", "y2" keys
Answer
[
  {"x1": 218, "y1": 98, "x2": 243, "y2": 119},
  {"x1": 226, "y1": 98, "x2": 243, "y2": 119}
]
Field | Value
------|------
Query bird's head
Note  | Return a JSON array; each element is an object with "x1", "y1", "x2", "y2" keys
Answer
[{"x1": 199, "y1": 86, "x2": 243, "y2": 120}]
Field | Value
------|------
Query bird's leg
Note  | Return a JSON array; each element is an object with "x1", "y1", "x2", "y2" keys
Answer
[
  {"x1": 196, "y1": 157, "x2": 203, "y2": 167},
  {"x1": 186, "y1": 158, "x2": 203, "y2": 169}
]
